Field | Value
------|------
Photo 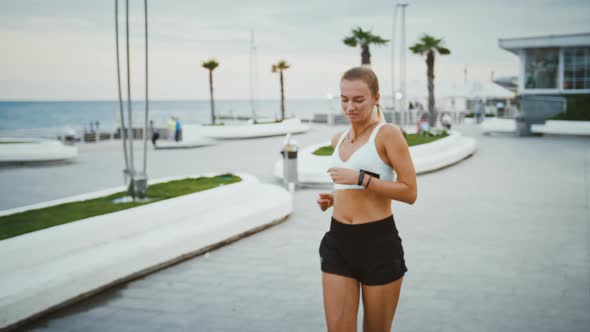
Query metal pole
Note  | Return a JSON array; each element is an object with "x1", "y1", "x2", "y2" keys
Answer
[
  {"x1": 400, "y1": 3, "x2": 408, "y2": 112},
  {"x1": 142, "y1": 0, "x2": 149, "y2": 174},
  {"x1": 391, "y1": 4, "x2": 399, "y2": 109},
  {"x1": 464, "y1": 65, "x2": 468, "y2": 84},
  {"x1": 249, "y1": 29, "x2": 257, "y2": 122},
  {"x1": 125, "y1": 0, "x2": 135, "y2": 181},
  {"x1": 114, "y1": 0, "x2": 130, "y2": 181}
]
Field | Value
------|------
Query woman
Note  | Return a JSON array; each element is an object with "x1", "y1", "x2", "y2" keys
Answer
[{"x1": 317, "y1": 66, "x2": 417, "y2": 332}]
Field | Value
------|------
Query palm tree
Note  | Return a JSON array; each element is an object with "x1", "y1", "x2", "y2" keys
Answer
[
  {"x1": 201, "y1": 59, "x2": 219, "y2": 125},
  {"x1": 409, "y1": 34, "x2": 451, "y2": 127},
  {"x1": 343, "y1": 27, "x2": 389, "y2": 65},
  {"x1": 272, "y1": 60, "x2": 290, "y2": 121}
]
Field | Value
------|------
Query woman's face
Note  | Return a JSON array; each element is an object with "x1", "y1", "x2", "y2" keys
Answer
[{"x1": 340, "y1": 79, "x2": 379, "y2": 123}]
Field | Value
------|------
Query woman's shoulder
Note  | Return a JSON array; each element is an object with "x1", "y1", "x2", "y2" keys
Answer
[
  {"x1": 330, "y1": 130, "x2": 347, "y2": 148},
  {"x1": 378, "y1": 123, "x2": 401, "y2": 135},
  {"x1": 375, "y1": 123, "x2": 405, "y2": 146}
]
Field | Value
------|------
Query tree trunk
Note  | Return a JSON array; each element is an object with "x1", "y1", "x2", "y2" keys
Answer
[
  {"x1": 280, "y1": 70, "x2": 285, "y2": 121},
  {"x1": 426, "y1": 50, "x2": 437, "y2": 127},
  {"x1": 361, "y1": 44, "x2": 371, "y2": 65},
  {"x1": 209, "y1": 70, "x2": 215, "y2": 125}
]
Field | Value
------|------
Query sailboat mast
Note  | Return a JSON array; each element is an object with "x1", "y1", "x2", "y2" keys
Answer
[{"x1": 249, "y1": 29, "x2": 257, "y2": 121}]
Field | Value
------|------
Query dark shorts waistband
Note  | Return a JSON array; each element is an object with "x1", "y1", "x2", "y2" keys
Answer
[{"x1": 330, "y1": 214, "x2": 398, "y2": 236}]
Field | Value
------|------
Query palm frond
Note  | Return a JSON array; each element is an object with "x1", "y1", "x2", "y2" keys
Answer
[
  {"x1": 411, "y1": 34, "x2": 451, "y2": 56},
  {"x1": 344, "y1": 26, "x2": 389, "y2": 47},
  {"x1": 369, "y1": 35, "x2": 389, "y2": 44},
  {"x1": 437, "y1": 47, "x2": 451, "y2": 55},
  {"x1": 272, "y1": 60, "x2": 290, "y2": 72},
  {"x1": 352, "y1": 26, "x2": 370, "y2": 40},
  {"x1": 201, "y1": 59, "x2": 219, "y2": 70},
  {"x1": 409, "y1": 44, "x2": 426, "y2": 55},
  {"x1": 343, "y1": 36, "x2": 358, "y2": 47}
]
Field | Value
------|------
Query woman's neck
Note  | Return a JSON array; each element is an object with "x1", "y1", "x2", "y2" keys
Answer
[{"x1": 349, "y1": 116, "x2": 379, "y2": 142}]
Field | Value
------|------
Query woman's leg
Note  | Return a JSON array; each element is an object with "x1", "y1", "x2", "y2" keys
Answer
[
  {"x1": 361, "y1": 277, "x2": 403, "y2": 332},
  {"x1": 322, "y1": 272, "x2": 360, "y2": 332}
]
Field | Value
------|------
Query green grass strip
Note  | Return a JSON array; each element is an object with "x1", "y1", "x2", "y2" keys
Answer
[
  {"x1": 0, "y1": 141, "x2": 37, "y2": 144},
  {"x1": 405, "y1": 132, "x2": 449, "y2": 146},
  {"x1": 254, "y1": 119, "x2": 283, "y2": 124},
  {"x1": 0, "y1": 173, "x2": 241, "y2": 241}
]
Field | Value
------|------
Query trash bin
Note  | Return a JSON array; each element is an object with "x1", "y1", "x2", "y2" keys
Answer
[
  {"x1": 133, "y1": 173, "x2": 148, "y2": 199},
  {"x1": 280, "y1": 133, "x2": 298, "y2": 190}
]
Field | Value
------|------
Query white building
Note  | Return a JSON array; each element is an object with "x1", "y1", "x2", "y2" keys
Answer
[
  {"x1": 499, "y1": 33, "x2": 590, "y2": 95},
  {"x1": 498, "y1": 33, "x2": 590, "y2": 134}
]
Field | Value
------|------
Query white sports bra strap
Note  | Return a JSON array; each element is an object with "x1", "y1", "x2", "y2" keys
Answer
[{"x1": 368, "y1": 122, "x2": 386, "y2": 144}]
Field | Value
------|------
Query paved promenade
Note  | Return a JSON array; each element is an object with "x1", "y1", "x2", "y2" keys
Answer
[{"x1": 3, "y1": 123, "x2": 589, "y2": 331}]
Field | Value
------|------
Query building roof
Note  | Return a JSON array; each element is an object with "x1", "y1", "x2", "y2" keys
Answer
[
  {"x1": 493, "y1": 76, "x2": 518, "y2": 92},
  {"x1": 499, "y1": 32, "x2": 590, "y2": 53}
]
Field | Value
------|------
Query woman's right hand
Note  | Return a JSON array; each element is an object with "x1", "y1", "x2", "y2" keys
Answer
[{"x1": 317, "y1": 192, "x2": 334, "y2": 211}]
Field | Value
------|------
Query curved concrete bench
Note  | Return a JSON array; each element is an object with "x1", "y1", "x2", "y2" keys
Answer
[
  {"x1": 531, "y1": 120, "x2": 590, "y2": 136},
  {"x1": 154, "y1": 125, "x2": 217, "y2": 149},
  {"x1": 154, "y1": 138, "x2": 216, "y2": 149},
  {"x1": 0, "y1": 173, "x2": 292, "y2": 330},
  {"x1": 274, "y1": 130, "x2": 477, "y2": 184},
  {"x1": 192, "y1": 118, "x2": 310, "y2": 139},
  {"x1": 0, "y1": 137, "x2": 77, "y2": 163},
  {"x1": 410, "y1": 132, "x2": 477, "y2": 173},
  {"x1": 480, "y1": 118, "x2": 516, "y2": 134}
]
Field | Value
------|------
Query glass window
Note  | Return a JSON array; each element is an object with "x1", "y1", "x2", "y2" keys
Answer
[
  {"x1": 564, "y1": 47, "x2": 590, "y2": 90},
  {"x1": 525, "y1": 48, "x2": 558, "y2": 89}
]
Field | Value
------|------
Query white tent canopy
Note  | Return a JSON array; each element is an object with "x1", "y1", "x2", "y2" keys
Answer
[
  {"x1": 383, "y1": 80, "x2": 515, "y2": 100},
  {"x1": 462, "y1": 80, "x2": 515, "y2": 99}
]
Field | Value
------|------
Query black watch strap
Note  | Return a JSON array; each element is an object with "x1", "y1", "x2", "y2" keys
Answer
[{"x1": 357, "y1": 169, "x2": 365, "y2": 186}]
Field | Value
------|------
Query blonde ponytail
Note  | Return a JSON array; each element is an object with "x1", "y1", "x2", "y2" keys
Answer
[{"x1": 376, "y1": 104, "x2": 386, "y2": 123}]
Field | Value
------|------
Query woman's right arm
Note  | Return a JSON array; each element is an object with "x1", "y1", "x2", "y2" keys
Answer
[{"x1": 316, "y1": 131, "x2": 343, "y2": 211}]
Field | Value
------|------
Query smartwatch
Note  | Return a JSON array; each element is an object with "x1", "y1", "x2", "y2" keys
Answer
[{"x1": 357, "y1": 169, "x2": 365, "y2": 186}]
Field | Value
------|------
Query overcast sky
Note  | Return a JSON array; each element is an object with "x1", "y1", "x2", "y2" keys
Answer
[{"x1": 0, "y1": 0, "x2": 589, "y2": 100}]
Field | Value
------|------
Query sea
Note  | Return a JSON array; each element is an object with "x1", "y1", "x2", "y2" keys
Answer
[{"x1": 0, "y1": 99, "x2": 336, "y2": 139}]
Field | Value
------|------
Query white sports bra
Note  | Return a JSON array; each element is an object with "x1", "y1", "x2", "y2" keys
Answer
[{"x1": 330, "y1": 122, "x2": 396, "y2": 190}]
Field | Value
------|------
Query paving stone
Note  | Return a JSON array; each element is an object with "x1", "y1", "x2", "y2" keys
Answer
[{"x1": 10, "y1": 123, "x2": 590, "y2": 331}]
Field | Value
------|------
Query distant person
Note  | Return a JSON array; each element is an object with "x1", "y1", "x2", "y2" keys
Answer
[
  {"x1": 318, "y1": 66, "x2": 416, "y2": 332},
  {"x1": 149, "y1": 120, "x2": 159, "y2": 147},
  {"x1": 174, "y1": 117, "x2": 182, "y2": 142},
  {"x1": 417, "y1": 112, "x2": 430, "y2": 134},
  {"x1": 496, "y1": 101, "x2": 505, "y2": 118},
  {"x1": 475, "y1": 99, "x2": 484, "y2": 124},
  {"x1": 441, "y1": 112, "x2": 452, "y2": 130},
  {"x1": 168, "y1": 116, "x2": 176, "y2": 140}
]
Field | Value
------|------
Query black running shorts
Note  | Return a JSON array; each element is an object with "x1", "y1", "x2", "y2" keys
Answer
[{"x1": 318, "y1": 214, "x2": 408, "y2": 286}]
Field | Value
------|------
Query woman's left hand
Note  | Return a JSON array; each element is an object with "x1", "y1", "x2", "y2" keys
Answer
[{"x1": 327, "y1": 167, "x2": 359, "y2": 185}]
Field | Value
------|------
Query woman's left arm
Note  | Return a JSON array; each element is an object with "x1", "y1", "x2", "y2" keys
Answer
[{"x1": 363, "y1": 124, "x2": 417, "y2": 204}]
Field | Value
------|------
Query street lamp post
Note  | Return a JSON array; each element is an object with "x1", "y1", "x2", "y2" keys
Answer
[
  {"x1": 391, "y1": 2, "x2": 409, "y2": 118},
  {"x1": 399, "y1": 3, "x2": 408, "y2": 112}
]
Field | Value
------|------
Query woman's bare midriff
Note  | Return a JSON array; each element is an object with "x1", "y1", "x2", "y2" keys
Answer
[{"x1": 332, "y1": 189, "x2": 392, "y2": 224}]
